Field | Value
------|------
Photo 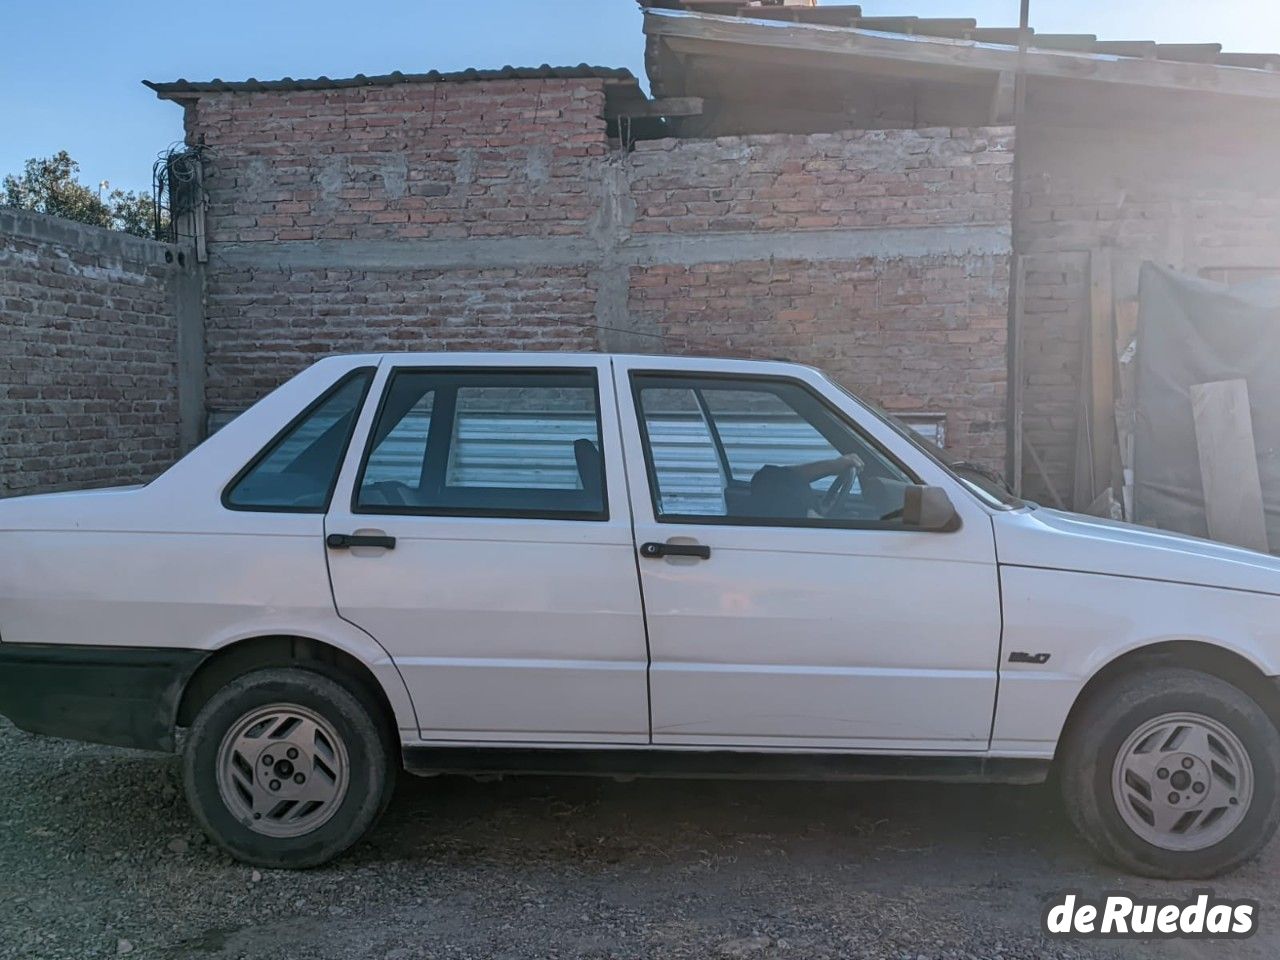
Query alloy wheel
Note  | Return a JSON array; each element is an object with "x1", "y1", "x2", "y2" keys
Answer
[{"x1": 215, "y1": 703, "x2": 350, "y2": 838}]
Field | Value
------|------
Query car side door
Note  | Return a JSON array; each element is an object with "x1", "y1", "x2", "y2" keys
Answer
[
  {"x1": 325, "y1": 357, "x2": 650, "y2": 743},
  {"x1": 614, "y1": 358, "x2": 1003, "y2": 752}
]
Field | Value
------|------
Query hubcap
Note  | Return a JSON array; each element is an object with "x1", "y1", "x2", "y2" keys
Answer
[
  {"x1": 215, "y1": 704, "x2": 350, "y2": 838},
  {"x1": 1111, "y1": 712, "x2": 1253, "y2": 851}
]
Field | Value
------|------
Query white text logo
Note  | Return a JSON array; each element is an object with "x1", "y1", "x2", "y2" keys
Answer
[{"x1": 1043, "y1": 891, "x2": 1258, "y2": 939}]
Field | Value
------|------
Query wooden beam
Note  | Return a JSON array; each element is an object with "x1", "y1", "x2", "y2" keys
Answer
[
  {"x1": 1190, "y1": 380, "x2": 1270, "y2": 553},
  {"x1": 1088, "y1": 249, "x2": 1116, "y2": 501},
  {"x1": 989, "y1": 70, "x2": 1016, "y2": 124},
  {"x1": 645, "y1": 9, "x2": 1280, "y2": 102},
  {"x1": 613, "y1": 96, "x2": 705, "y2": 118},
  {"x1": 1072, "y1": 347, "x2": 1094, "y2": 512},
  {"x1": 1114, "y1": 298, "x2": 1139, "y2": 520},
  {"x1": 1008, "y1": 254, "x2": 1026, "y2": 494},
  {"x1": 1023, "y1": 435, "x2": 1066, "y2": 510}
]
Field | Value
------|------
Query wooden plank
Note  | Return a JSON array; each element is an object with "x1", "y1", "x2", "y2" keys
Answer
[
  {"x1": 1114, "y1": 299, "x2": 1139, "y2": 376},
  {"x1": 644, "y1": 9, "x2": 1280, "y2": 102},
  {"x1": 1072, "y1": 290, "x2": 1094, "y2": 512},
  {"x1": 1114, "y1": 299, "x2": 1139, "y2": 520},
  {"x1": 1088, "y1": 249, "x2": 1116, "y2": 501},
  {"x1": 1155, "y1": 43, "x2": 1224, "y2": 64},
  {"x1": 193, "y1": 160, "x2": 208, "y2": 264},
  {"x1": 989, "y1": 70, "x2": 1017, "y2": 124},
  {"x1": 1190, "y1": 380, "x2": 1270, "y2": 553},
  {"x1": 971, "y1": 27, "x2": 1032, "y2": 45},
  {"x1": 1093, "y1": 41, "x2": 1158, "y2": 59},
  {"x1": 1009, "y1": 254, "x2": 1026, "y2": 495},
  {"x1": 1217, "y1": 53, "x2": 1280, "y2": 70},
  {"x1": 1023, "y1": 436, "x2": 1065, "y2": 509},
  {"x1": 614, "y1": 96, "x2": 705, "y2": 118},
  {"x1": 1032, "y1": 34, "x2": 1100, "y2": 52},
  {"x1": 1072, "y1": 357, "x2": 1094, "y2": 511}
]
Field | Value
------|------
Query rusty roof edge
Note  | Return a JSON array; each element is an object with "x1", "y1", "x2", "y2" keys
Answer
[
  {"x1": 644, "y1": 8, "x2": 1280, "y2": 100},
  {"x1": 143, "y1": 65, "x2": 637, "y2": 99}
]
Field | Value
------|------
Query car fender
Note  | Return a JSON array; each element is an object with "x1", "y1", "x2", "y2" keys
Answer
[
  {"x1": 991, "y1": 564, "x2": 1280, "y2": 756},
  {"x1": 196, "y1": 613, "x2": 419, "y2": 735}
]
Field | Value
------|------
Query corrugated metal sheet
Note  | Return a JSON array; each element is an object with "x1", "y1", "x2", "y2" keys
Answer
[
  {"x1": 362, "y1": 411, "x2": 836, "y2": 509},
  {"x1": 364, "y1": 414, "x2": 598, "y2": 491},
  {"x1": 646, "y1": 415, "x2": 835, "y2": 514},
  {"x1": 222, "y1": 404, "x2": 946, "y2": 513},
  {"x1": 447, "y1": 415, "x2": 597, "y2": 489}
]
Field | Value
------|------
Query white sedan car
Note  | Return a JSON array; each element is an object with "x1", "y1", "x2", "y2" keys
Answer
[{"x1": 1, "y1": 352, "x2": 1278, "y2": 876}]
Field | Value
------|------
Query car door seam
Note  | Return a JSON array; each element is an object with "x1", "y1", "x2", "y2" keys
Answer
[
  {"x1": 322, "y1": 495, "x2": 422, "y2": 734},
  {"x1": 987, "y1": 514, "x2": 1005, "y2": 751},
  {"x1": 610, "y1": 357, "x2": 656, "y2": 746}
]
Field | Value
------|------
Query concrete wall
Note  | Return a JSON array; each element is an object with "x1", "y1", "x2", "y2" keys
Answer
[
  {"x1": 186, "y1": 79, "x2": 1013, "y2": 470},
  {"x1": 0, "y1": 209, "x2": 201, "y2": 496},
  {"x1": 1015, "y1": 92, "x2": 1280, "y2": 504}
]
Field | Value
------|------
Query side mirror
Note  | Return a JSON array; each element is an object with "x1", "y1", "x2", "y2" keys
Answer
[{"x1": 902, "y1": 484, "x2": 961, "y2": 532}]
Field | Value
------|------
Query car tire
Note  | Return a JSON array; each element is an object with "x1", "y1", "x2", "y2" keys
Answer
[
  {"x1": 1060, "y1": 666, "x2": 1280, "y2": 878},
  {"x1": 183, "y1": 667, "x2": 396, "y2": 869}
]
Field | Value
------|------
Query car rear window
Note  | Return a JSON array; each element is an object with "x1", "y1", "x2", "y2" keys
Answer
[{"x1": 224, "y1": 369, "x2": 373, "y2": 512}]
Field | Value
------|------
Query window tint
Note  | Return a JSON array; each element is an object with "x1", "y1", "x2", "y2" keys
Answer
[
  {"x1": 634, "y1": 375, "x2": 914, "y2": 527},
  {"x1": 225, "y1": 370, "x2": 372, "y2": 511},
  {"x1": 363, "y1": 390, "x2": 434, "y2": 487},
  {"x1": 622, "y1": 387, "x2": 725, "y2": 516},
  {"x1": 357, "y1": 370, "x2": 606, "y2": 519},
  {"x1": 702, "y1": 389, "x2": 843, "y2": 481}
]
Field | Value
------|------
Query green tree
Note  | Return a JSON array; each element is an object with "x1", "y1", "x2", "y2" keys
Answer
[{"x1": 2, "y1": 151, "x2": 159, "y2": 239}]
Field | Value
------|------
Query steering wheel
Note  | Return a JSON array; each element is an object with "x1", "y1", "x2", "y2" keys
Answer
[{"x1": 817, "y1": 467, "x2": 855, "y2": 517}]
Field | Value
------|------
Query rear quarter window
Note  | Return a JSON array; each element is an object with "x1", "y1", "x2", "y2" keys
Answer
[{"x1": 224, "y1": 369, "x2": 374, "y2": 512}]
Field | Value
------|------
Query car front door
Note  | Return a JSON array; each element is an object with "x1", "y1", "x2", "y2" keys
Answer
[
  {"x1": 615, "y1": 358, "x2": 1002, "y2": 752},
  {"x1": 325, "y1": 357, "x2": 650, "y2": 743}
]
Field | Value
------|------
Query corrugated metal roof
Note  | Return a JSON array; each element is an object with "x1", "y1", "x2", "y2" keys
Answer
[
  {"x1": 144, "y1": 65, "x2": 637, "y2": 99},
  {"x1": 639, "y1": 0, "x2": 1280, "y2": 72}
]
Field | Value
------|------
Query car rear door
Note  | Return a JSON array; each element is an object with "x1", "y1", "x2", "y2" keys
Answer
[
  {"x1": 325, "y1": 356, "x2": 650, "y2": 743},
  {"x1": 614, "y1": 356, "x2": 1003, "y2": 752}
]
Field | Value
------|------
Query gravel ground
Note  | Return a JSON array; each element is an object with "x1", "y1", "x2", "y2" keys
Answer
[{"x1": 1, "y1": 718, "x2": 1275, "y2": 960}]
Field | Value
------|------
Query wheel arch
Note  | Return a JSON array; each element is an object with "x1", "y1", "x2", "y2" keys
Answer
[
  {"x1": 1056, "y1": 639, "x2": 1280, "y2": 761},
  {"x1": 177, "y1": 635, "x2": 408, "y2": 748}
]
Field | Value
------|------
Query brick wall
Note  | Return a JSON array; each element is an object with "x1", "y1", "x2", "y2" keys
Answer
[
  {"x1": 191, "y1": 79, "x2": 615, "y2": 415},
  {"x1": 0, "y1": 209, "x2": 188, "y2": 496},
  {"x1": 204, "y1": 264, "x2": 597, "y2": 409},
  {"x1": 628, "y1": 127, "x2": 1012, "y2": 234},
  {"x1": 188, "y1": 79, "x2": 609, "y2": 244},
  {"x1": 1016, "y1": 99, "x2": 1280, "y2": 504},
  {"x1": 630, "y1": 255, "x2": 1010, "y2": 466},
  {"x1": 625, "y1": 130, "x2": 1012, "y2": 467},
  {"x1": 186, "y1": 78, "x2": 1013, "y2": 471}
]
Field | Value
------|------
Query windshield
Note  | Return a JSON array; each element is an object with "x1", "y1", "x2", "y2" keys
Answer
[{"x1": 820, "y1": 374, "x2": 1026, "y2": 510}]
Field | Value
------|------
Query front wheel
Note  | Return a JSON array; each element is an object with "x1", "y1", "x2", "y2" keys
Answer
[
  {"x1": 1060, "y1": 667, "x2": 1280, "y2": 878},
  {"x1": 183, "y1": 667, "x2": 396, "y2": 868}
]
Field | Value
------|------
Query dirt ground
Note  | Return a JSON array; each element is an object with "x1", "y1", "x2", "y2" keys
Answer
[{"x1": 1, "y1": 719, "x2": 1275, "y2": 960}]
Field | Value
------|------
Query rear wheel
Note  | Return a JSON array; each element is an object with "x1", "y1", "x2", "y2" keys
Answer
[
  {"x1": 183, "y1": 667, "x2": 395, "y2": 868},
  {"x1": 1060, "y1": 667, "x2": 1280, "y2": 878}
]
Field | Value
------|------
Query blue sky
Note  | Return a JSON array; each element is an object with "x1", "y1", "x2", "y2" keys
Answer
[{"x1": 2, "y1": 0, "x2": 1277, "y2": 196}]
